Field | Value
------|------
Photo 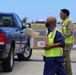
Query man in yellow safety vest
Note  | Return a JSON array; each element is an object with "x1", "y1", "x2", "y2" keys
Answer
[
  {"x1": 60, "y1": 8, "x2": 74, "y2": 75},
  {"x1": 43, "y1": 16, "x2": 66, "y2": 75}
]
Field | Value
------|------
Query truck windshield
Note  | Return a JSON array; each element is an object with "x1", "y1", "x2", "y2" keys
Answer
[{"x1": 0, "y1": 14, "x2": 14, "y2": 27}]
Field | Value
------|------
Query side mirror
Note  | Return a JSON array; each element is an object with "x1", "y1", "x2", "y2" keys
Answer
[
  {"x1": 22, "y1": 23, "x2": 26, "y2": 28},
  {"x1": 26, "y1": 24, "x2": 30, "y2": 28},
  {"x1": 22, "y1": 23, "x2": 31, "y2": 28}
]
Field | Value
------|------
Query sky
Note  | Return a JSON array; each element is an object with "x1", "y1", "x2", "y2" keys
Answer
[{"x1": 0, "y1": 0, "x2": 76, "y2": 22}]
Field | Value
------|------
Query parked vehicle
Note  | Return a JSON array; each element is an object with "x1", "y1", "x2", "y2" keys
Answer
[{"x1": 0, "y1": 12, "x2": 32, "y2": 72}]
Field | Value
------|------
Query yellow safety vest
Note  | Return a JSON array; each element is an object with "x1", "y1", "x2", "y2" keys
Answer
[
  {"x1": 61, "y1": 18, "x2": 74, "y2": 44},
  {"x1": 45, "y1": 27, "x2": 63, "y2": 57}
]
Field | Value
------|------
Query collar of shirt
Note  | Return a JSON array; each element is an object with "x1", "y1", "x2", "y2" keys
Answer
[
  {"x1": 62, "y1": 18, "x2": 69, "y2": 24},
  {"x1": 49, "y1": 25, "x2": 56, "y2": 32}
]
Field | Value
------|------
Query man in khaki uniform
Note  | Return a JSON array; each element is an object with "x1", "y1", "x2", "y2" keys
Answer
[{"x1": 60, "y1": 9, "x2": 74, "y2": 75}]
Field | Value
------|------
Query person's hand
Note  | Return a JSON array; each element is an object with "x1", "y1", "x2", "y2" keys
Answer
[{"x1": 43, "y1": 44, "x2": 51, "y2": 50}]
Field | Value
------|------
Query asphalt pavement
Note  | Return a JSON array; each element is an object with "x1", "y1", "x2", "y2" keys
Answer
[
  {"x1": 32, "y1": 27, "x2": 76, "y2": 75},
  {"x1": 0, "y1": 27, "x2": 76, "y2": 75}
]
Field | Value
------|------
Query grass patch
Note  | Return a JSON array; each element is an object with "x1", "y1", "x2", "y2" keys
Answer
[
  {"x1": 31, "y1": 23, "x2": 46, "y2": 28},
  {"x1": 31, "y1": 23, "x2": 76, "y2": 29}
]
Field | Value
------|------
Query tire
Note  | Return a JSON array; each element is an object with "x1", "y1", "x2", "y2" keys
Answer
[
  {"x1": 17, "y1": 45, "x2": 32, "y2": 61},
  {"x1": 2, "y1": 47, "x2": 14, "y2": 72}
]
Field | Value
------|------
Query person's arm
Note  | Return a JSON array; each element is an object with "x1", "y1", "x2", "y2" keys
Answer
[
  {"x1": 43, "y1": 31, "x2": 65, "y2": 50},
  {"x1": 43, "y1": 42, "x2": 62, "y2": 50},
  {"x1": 62, "y1": 21, "x2": 74, "y2": 38}
]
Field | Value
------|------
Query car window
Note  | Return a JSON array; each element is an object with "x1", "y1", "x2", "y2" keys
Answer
[
  {"x1": 0, "y1": 14, "x2": 14, "y2": 27},
  {"x1": 15, "y1": 15, "x2": 22, "y2": 27}
]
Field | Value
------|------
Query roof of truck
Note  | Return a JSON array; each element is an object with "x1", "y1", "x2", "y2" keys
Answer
[{"x1": 0, "y1": 12, "x2": 16, "y2": 15}]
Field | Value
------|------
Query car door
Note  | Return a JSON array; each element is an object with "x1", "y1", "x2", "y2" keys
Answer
[
  {"x1": 14, "y1": 15, "x2": 27, "y2": 50},
  {"x1": 14, "y1": 15, "x2": 22, "y2": 51},
  {"x1": 20, "y1": 28, "x2": 28, "y2": 49}
]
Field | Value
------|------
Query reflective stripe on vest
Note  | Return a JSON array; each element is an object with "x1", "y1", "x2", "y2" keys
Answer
[
  {"x1": 61, "y1": 18, "x2": 74, "y2": 44},
  {"x1": 45, "y1": 27, "x2": 63, "y2": 57}
]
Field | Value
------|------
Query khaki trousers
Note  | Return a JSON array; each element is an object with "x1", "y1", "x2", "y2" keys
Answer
[{"x1": 63, "y1": 44, "x2": 73, "y2": 75}]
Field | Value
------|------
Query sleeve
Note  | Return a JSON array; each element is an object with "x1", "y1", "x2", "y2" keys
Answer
[
  {"x1": 54, "y1": 31, "x2": 65, "y2": 48},
  {"x1": 62, "y1": 21, "x2": 74, "y2": 38}
]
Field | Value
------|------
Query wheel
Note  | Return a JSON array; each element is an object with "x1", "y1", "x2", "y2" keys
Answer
[
  {"x1": 2, "y1": 47, "x2": 14, "y2": 72},
  {"x1": 17, "y1": 45, "x2": 32, "y2": 61}
]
